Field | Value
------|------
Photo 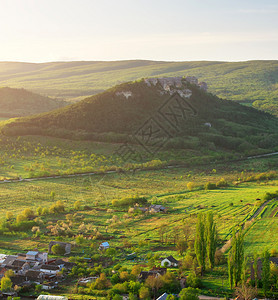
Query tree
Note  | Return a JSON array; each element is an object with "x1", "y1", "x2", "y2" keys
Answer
[
  {"x1": 146, "y1": 275, "x2": 163, "y2": 298},
  {"x1": 179, "y1": 287, "x2": 199, "y2": 300},
  {"x1": 1, "y1": 276, "x2": 12, "y2": 292},
  {"x1": 205, "y1": 212, "x2": 217, "y2": 269},
  {"x1": 253, "y1": 252, "x2": 258, "y2": 287},
  {"x1": 228, "y1": 229, "x2": 244, "y2": 289},
  {"x1": 51, "y1": 244, "x2": 65, "y2": 255},
  {"x1": 139, "y1": 286, "x2": 150, "y2": 299},
  {"x1": 194, "y1": 214, "x2": 206, "y2": 275},
  {"x1": 262, "y1": 249, "x2": 270, "y2": 297}
]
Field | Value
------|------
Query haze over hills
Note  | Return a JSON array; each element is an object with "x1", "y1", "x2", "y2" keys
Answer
[
  {"x1": 0, "y1": 60, "x2": 278, "y2": 115},
  {"x1": 0, "y1": 87, "x2": 68, "y2": 117},
  {"x1": 2, "y1": 77, "x2": 278, "y2": 157}
]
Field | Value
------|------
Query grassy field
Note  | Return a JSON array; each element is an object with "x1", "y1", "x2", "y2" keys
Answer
[
  {"x1": 0, "y1": 60, "x2": 278, "y2": 115},
  {"x1": 0, "y1": 166, "x2": 277, "y2": 255}
]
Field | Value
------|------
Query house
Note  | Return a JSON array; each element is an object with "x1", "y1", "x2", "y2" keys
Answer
[
  {"x1": 51, "y1": 259, "x2": 75, "y2": 270},
  {"x1": 156, "y1": 293, "x2": 169, "y2": 300},
  {"x1": 139, "y1": 267, "x2": 167, "y2": 281},
  {"x1": 25, "y1": 270, "x2": 44, "y2": 284},
  {"x1": 251, "y1": 257, "x2": 278, "y2": 280},
  {"x1": 2, "y1": 255, "x2": 17, "y2": 266},
  {"x1": 42, "y1": 281, "x2": 58, "y2": 290},
  {"x1": 48, "y1": 241, "x2": 71, "y2": 255},
  {"x1": 10, "y1": 274, "x2": 28, "y2": 287},
  {"x1": 40, "y1": 264, "x2": 60, "y2": 275},
  {"x1": 37, "y1": 296, "x2": 68, "y2": 300},
  {"x1": 149, "y1": 205, "x2": 167, "y2": 213},
  {"x1": 161, "y1": 255, "x2": 179, "y2": 267},
  {"x1": 99, "y1": 242, "x2": 110, "y2": 250},
  {"x1": 78, "y1": 277, "x2": 98, "y2": 286}
]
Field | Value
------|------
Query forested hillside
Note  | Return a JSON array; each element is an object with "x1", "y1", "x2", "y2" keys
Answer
[
  {"x1": 0, "y1": 87, "x2": 67, "y2": 117},
  {"x1": 1, "y1": 78, "x2": 278, "y2": 156}
]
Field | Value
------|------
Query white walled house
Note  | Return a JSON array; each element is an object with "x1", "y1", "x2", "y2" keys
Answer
[
  {"x1": 40, "y1": 265, "x2": 60, "y2": 275},
  {"x1": 161, "y1": 256, "x2": 179, "y2": 267}
]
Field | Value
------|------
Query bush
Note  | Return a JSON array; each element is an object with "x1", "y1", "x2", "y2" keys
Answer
[
  {"x1": 204, "y1": 182, "x2": 217, "y2": 190},
  {"x1": 51, "y1": 244, "x2": 66, "y2": 255},
  {"x1": 112, "y1": 196, "x2": 148, "y2": 207},
  {"x1": 216, "y1": 178, "x2": 229, "y2": 188},
  {"x1": 186, "y1": 272, "x2": 201, "y2": 288},
  {"x1": 187, "y1": 182, "x2": 195, "y2": 191}
]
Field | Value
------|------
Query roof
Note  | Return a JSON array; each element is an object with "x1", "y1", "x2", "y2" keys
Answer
[
  {"x1": 3, "y1": 255, "x2": 17, "y2": 266},
  {"x1": 165, "y1": 255, "x2": 179, "y2": 264},
  {"x1": 11, "y1": 260, "x2": 26, "y2": 267},
  {"x1": 156, "y1": 293, "x2": 168, "y2": 300},
  {"x1": 100, "y1": 242, "x2": 109, "y2": 247},
  {"x1": 10, "y1": 275, "x2": 27, "y2": 286},
  {"x1": 27, "y1": 251, "x2": 39, "y2": 256},
  {"x1": 40, "y1": 265, "x2": 60, "y2": 271},
  {"x1": 25, "y1": 270, "x2": 43, "y2": 279}
]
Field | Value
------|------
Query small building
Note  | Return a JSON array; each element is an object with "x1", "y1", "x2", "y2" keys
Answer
[
  {"x1": 40, "y1": 265, "x2": 60, "y2": 275},
  {"x1": 156, "y1": 293, "x2": 169, "y2": 300},
  {"x1": 149, "y1": 205, "x2": 167, "y2": 213},
  {"x1": 99, "y1": 242, "x2": 110, "y2": 250},
  {"x1": 48, "y1": 241, "x2": 71, "y2": 255},
  {"x1": 139, "y1": 267, "x2": 167, "y2": 281},
  {"x1": 25, "y1": 270, "x2": 44, "y2": 284},
  {"x1": 161, "y1": 255, "x2": 179, "y2": 267}
]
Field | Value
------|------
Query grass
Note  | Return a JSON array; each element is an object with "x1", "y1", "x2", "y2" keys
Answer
[{"x1": 0, "y1": 60, "x2": 278, "y2": 115}]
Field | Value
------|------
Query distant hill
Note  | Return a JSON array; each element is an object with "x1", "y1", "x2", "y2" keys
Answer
[
  {"x1": 2, "y1": 78, "x2": 278, "y2": 156},
  {"x1": 0, "y1": 60, "x2": 277, "y2": 115},
  {"x1": 0, "y1": 87, "x2": 68, "y2": 117}
]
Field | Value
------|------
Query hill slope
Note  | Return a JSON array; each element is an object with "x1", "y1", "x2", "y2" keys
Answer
[
  {"x1": 0, "y1": 87, "x2": 67, "y2": 117},
  {"x1": 0, "y1": 60, "x2": 278, "y2": 115},
  {"x1": 1, "y1": 78, "x2": 278, "y2": 156}
]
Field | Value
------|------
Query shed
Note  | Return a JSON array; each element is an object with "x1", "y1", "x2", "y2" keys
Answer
[{"x1": 99, "y1": 242, "x2": 110, "y2": 250}]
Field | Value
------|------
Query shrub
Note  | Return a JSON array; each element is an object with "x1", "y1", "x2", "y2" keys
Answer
[
  {"x1": 186, "y1": 272, "x2": 201, "y2": 288},
  {"x1": 51, "y1": 244, "x2": 66, "y2": 255},
  {"x1": 204, "y1": 182, "x2": 217, "y2": 190},
  {"x1": 187, "y1": 182, "x2": 195, "y2": 191},
  {"x1": 216, "y1": 178, "x2": 229, "y2": 188}
]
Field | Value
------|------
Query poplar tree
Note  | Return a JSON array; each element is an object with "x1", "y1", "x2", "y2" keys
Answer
[
  {"x1": 194, "y1": 213, "x2": 206, "y2": 275},
  {"x1": 228, "y1": 229, "x2": 244, "y2": 288},
  {"x1": 262, "y1": 249, "x2": 270, "y2": 297},
  {"x1": 205, "y1": 212, "x2": 217, "y2": 269},
  {"x1": 253, "y1": 252, "x2": 258, "y2": 287}
]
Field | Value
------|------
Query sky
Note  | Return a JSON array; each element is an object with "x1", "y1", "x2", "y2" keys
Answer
[{"x1": 0, "y1": 0, "x2": 278, "y2": 62}]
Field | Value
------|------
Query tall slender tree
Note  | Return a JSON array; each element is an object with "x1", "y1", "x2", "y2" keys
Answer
[
  {"x1": 194, "y1": 213, "x2": 206, "y2": 275},
  {"x1": 253, "y1": 252, "x2": 258, "y2": 287},
  {"x1": 205, "y1": 212, "x2": 217, "y2": 269},
  {"x1": 228, "y1": 229, "x2": 244, "y2": 288},
  {"x1": 262, "y1": 249, "x2": 270, "y2": 297}
]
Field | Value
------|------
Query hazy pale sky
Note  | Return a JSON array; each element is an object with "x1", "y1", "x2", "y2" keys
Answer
[{"x1": 1, "y1": 0, "x2": 278, "y2": 62}]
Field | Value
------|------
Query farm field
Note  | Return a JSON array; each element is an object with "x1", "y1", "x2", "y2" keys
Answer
[{"x1": 0, "y1": 167, "x2": 277, "y2": 255}]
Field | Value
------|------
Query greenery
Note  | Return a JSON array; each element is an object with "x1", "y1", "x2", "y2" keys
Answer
[
  {"x1": 0, "y1": 60, "x2": 278, "y2": 116},
  {"x1": 0, "y1": 87, "x2": 67, "y2": 117}
]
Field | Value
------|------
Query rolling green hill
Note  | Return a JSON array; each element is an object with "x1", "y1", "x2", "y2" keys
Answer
[
  {"x1": 1, "y1": 78, "x2": 278, "y2": 156},
  {"x1": 0, "y1": 60, "x2": 278, "y2": 115},
  {"x1": 0, "y1": 87, "x2": 67, "y2": 117}
]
